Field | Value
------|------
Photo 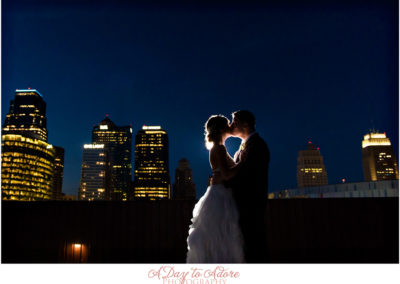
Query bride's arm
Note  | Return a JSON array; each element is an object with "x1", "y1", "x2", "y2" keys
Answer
[{"x1": 210, "y1": 146, "x2": 242, "y2": 180}]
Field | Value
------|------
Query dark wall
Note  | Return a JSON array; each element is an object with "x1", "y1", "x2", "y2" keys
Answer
[{"x1": 2, "y1": 198, "x2": 398, "y2": 263}]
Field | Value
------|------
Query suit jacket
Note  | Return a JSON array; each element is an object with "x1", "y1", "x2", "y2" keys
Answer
[{"x1": 225, "y1": 133, "x2": 270, "y2": 212}]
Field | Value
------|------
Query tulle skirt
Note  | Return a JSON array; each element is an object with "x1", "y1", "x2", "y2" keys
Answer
[{"x1": 186, "y1": 184, "x2": 245, "y2": 263}]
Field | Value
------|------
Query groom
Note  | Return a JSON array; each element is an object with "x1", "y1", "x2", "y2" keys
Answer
[{"x1": 225, "y1": 110, "x2": 270, "y2": 263}]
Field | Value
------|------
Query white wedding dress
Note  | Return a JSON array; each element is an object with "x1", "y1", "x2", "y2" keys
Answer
[{"x1": 186, "y1": 173, "x2": 245, "y2": 263}]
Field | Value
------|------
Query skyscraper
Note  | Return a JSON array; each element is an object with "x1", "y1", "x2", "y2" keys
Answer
[
  {"x1": 297, "y1": 141, "x2": 328, "y2": 188},
  {"x1": 1, "y1": 134, "x2": 55, "y2": 200},
  {"x1": 3, "y1": 89, "x2": 48, "y2": 141},
  {"x1": 134, "y1": 126, "x2": 170, "y2": 200},
  {"x1": 362, "y1": 132, "x2": 399, "y2": 181},
  {"x1": 78, "y1": 144, "x2": 106, "y2": 201},
  {"x1": 173, "y1": 158, "x2": 196, "y2": 200},
  {"x1": 92, "y1": 116, "x2": 132, "y2": 201},
  {"x1": 53, "y1": 146, "x2": 65, "y2": 200},
  {"x1": 1, "y1": 89, "x2": 55, "y2": 201}
]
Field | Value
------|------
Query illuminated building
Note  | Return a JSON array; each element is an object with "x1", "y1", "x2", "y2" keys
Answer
[
  {"x1": 1, "y1": 134, "x2": 55, "y2": 201},
  {"x1": 92, "y1": 116, "x2": 132, "y2": 201},
  {"x1": 3, "y1": 89, "x2": 48, "y2": 142},
  {"x1": 362, "y1": 132, "x2": 399, "y2": 181},
  {"x1": 1, "y1": 89, "x2": 57, "y2": 201},
  {"x1": 297, "y1": 141, "x2": 328, "y2": 188},
  {"x1": 173, "y1": 158, "x2": 196, "y2": 200},
  {"x1": 78, "y1": 144, "x2": 106, "y2": 201},
  {"x1": 133, "y1": 126, "x2": 170, "y2": 200},
  {"x1": 52, "y1": 146, "x2": 65, "y2": 200}
]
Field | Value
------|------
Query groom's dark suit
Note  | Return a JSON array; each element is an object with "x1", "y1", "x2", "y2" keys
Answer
[{"x1": 225, "y1": 133, "x2": 270, "y2": 263}]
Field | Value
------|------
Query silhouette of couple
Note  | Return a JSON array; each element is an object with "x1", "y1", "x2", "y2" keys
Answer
[{"x1": 186, "y1": 110, "x2": 270, "y2": 263}]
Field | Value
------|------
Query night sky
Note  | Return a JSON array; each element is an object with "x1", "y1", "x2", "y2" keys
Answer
[{"x1": 2, "y1": 0, "x2": 398, "y2": 198}]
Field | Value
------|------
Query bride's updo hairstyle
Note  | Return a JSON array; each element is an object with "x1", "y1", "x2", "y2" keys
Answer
[{"x1": 204, "y1": 115, "x2": 229, "y2": 150}]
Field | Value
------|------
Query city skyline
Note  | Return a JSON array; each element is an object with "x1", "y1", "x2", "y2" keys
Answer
[
  {"x1": 4, "y1": 95, "x2": 397, "y2": 198},
  {"x1": 2, "y1": 0, "x2": 398, "y2": 198},
  {"x1": 3, "y1": 91, "x2": 397, "y2": 199}
]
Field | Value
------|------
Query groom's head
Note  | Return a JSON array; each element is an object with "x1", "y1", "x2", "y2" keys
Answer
[{"x1": 230, "y1": 110, "x2": 256, "y2": 139}]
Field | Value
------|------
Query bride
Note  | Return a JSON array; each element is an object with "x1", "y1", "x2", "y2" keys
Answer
[{"x1": 186, "y1": 114, "x2": 245, "y2": 263}]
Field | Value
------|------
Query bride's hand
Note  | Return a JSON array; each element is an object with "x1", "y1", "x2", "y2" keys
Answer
[{"x1": 240, "y1": 148, "x2": 249, "y2": 162}]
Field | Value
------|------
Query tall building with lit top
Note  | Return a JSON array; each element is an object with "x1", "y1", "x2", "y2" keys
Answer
[
  {"x1": 3, "y1": 89, "x2": 48, "y2": 141},
  {"x1": 52, "y1": 146, "x2": 65, "y2": 200},
  {"x1": 297, "y1": 142, "x2": 328, "y2": 188},
  {"x1": 173, "y1": 158, "x2": 196, "y2": 200},
  {"x1": 1, "y1": 134, "x2": 55, "y2": 200},
  {"x1": 134, "y1": 126, "x2": 170, "y2": 200},
  {"x1": 1, "y1": 89, "x2": 56, "y2": 201},
  {"x1": 362, "y1": 132, "x2": 398, "y2": 181},
  {"x1": 78, "y1": 144, "x2": 106, "y2": 201},
  {"x1": 92, "y1": 116, "x2": 132, "y2": 201}
]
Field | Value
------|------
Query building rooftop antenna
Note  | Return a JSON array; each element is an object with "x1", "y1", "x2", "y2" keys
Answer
[{"x1": 369, "y1": 118, "x2": 377, "y2": 133}]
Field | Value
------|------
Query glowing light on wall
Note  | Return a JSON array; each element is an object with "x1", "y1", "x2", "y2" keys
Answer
[
  {"x1": 64, "y1": 242, "x2": 88, "y2": 263},
  {"x1": 100, "y1": 125, "x2": 108, "y2": 130}
]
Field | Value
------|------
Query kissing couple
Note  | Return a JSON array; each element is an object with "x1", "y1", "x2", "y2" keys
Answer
[{"x1": 186, "y1": 110, "x2": 270, "y2": 263}]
